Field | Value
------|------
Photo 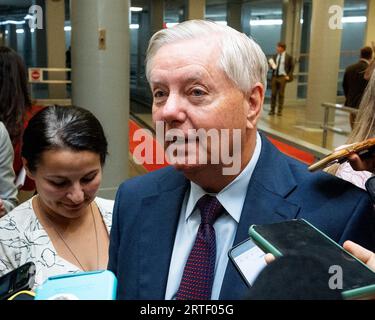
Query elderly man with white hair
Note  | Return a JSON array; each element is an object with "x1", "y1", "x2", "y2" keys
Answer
[{"x1": 109, "y1": 20, "x2": 375, "y2": 300}]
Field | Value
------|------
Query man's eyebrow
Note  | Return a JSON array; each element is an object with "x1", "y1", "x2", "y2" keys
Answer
[
  {"x1": 183, "y1": 75, "x2": 205, "y2": 83},
  {"x1": 151, "y1": 75, "x2": 205, "y2": 84}
]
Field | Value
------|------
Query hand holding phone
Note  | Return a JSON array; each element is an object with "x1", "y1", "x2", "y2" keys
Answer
[
  {"x1": 308, "y1": 137, "x2": 375, "y2": 172},
  {"x1": 344, "y1": 240, "x2": 375, "y2": 272},
  {"x1": 0, "y1": 262, "x2": 36, "y2": 300},
  {"x1": 249, "y1": 219, "x2": 375, "y2": 300},
  {"x1": 348, "y1": 152, "x2": 375, "y2": 173}
]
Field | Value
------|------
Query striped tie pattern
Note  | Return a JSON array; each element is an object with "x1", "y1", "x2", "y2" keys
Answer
[{"x1": 175, "y1": 195, "x2": 223, "y2": 300}]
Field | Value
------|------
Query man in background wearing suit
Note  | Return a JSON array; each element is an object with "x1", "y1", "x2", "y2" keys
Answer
[
  {"x1": 343, "y1": 46, "x2": 373, "y2": 128},
  {"x1": 269, "y1": 42, "x2": 294, "y2": 116},
  {"x1": 108, "y1": 20, "x2": 375, "y2": 300}
]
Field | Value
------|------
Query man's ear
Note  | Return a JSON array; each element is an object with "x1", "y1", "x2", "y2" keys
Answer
[
  {"x1": 246, "y1": 83, "x2": 264, "y2": 129},
  {"x1": 22, "y1": 158, "x2": 34, "y2": 179}
]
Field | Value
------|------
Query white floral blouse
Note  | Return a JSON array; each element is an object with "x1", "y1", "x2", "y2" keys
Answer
[
  {"x1": 336, "y1": 161, "x2": 373, "y2": 190},
  {"x1": 0, "y1": 196, "x2": 113, "y2": 290}
]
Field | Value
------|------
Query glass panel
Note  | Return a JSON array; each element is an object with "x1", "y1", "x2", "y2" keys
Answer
[
  {"x1": 206, "y1": 1, "x2": 227, "y2": 24},
  {"x1": 129, "y1": 0, "x2": 152, "y2": 114},
  {"x1": 130, "y1": 0, "x2": 187, "y2": 120},
  {"x1": 165, "y1": 0, "x2": 185, "y2": 26},
  {"x1": 0, "y1": 0, "x2": 49, "y2": 98},
  {"x1": 298, "y1": 0, "x2": 312, "y2": 99},
  {"x1": 246, "y1": 0, "x2": 284, "y2": 98},
  {"x1": 338, "y1": 0, "x2": 368, "y2": 96}
]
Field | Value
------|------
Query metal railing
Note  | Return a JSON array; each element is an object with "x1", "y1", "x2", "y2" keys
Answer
[
  {"x1": 321, "y1": 102, "x2": 358, "y2": 148},
  {"x1": 28, "y1": 67, "x2": 72, "y2": 84},
  {"x1": 28, "y1": 67, "x2": 71, "y2": 102},
  {"x1": 258, "y1": 124, "x2": 331, "y2": 161}
]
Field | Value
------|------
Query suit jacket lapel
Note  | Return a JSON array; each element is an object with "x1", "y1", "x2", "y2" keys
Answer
[
  {"x1": 220, "y1": 134, "x2": 301, "y2": 299},
  {"x1": 138, "y1": 169, "x2": 189, "y2": 299}
]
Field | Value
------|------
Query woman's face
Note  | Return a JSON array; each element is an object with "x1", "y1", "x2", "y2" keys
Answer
[{"x1": 26, "y1": 149, "x2": 102, "y2": 219}]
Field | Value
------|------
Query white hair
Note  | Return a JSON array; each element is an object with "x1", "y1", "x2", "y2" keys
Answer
[{"x1": 145, "y1": 19, "x2": 269, "y2": 94}]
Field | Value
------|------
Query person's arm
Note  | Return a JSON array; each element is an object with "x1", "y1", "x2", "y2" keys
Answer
[
  {"x1": 343, "y1": 240, "x2": 375, "y2": 271},
  {"x1": 0, "y1": 124, "x2": 18, "y2": 216}
]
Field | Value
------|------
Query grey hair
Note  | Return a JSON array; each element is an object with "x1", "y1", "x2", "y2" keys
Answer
[
  {"x1": 145, "y1": 19, "x2": 269, "y2": 94},
  {"x1": 325, "y1": 69, "x2": 375, "y2": 175}
]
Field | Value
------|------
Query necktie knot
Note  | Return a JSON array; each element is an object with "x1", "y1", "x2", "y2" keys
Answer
[{"x1": 196, "y1": 195, "x2": 223, "y2": 225}]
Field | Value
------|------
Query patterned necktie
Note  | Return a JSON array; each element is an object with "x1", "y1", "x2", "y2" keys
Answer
[{"x1": 175, "y1": 195, "x2": 224, "y2": 300}]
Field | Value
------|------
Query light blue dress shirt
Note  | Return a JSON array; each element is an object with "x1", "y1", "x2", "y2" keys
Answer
[{"x1": 165, "y1": 132, "x2": 262, "y2": 300}]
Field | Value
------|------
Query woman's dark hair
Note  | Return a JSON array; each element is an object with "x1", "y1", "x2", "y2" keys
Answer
[
  {"x1": 22, "y1": 105, "x2": 108, "y2": 172},
  {"x1": 0, "y1": 46, "x2": 31, "y2": 144}
]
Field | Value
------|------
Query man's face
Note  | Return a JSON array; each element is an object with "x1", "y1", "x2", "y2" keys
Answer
[
  {"x1": 149, "y1": 37, "x2": 259, "y2": 175},
  {"x1": 276, "y1": 45, "x2": 284, "y2": 54}
]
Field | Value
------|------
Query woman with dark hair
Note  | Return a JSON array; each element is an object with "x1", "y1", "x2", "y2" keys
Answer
[
  {"x1": 0, "y1": 46, "x2": 31, "y2": 144},
  {"x1": 0, "y1": 105, "x2": 114, "y2": 290},
  {"x1": 0, "y1": 46, "x2": 42, "y2": 192}
]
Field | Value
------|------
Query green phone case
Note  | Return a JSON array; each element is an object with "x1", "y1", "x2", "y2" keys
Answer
[{"x1": 249, "y1": 219, "x2": 375, "y2": 300}]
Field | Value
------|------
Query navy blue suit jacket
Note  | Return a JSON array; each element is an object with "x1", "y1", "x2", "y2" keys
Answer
[{"x1": 108, "y1": 134, "x2": 375, "y2": 300}]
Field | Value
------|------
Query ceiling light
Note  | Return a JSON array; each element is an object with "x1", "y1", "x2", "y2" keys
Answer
[{"x1": 250, "y1": 19, "x2": 283, "y2": 26}]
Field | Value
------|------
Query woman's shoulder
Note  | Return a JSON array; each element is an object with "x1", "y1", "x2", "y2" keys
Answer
[
  {"x1": 0, "y1": 198, "x2": 37, "y2": 234},
  {"x1": 336, "y1": 162, "x2": 372, "y2": 190},
  {"x1": 94, "y1": 197, "x2": 113, "y2": 231},
  {"x1": 94, "y1": 197, "x2": 114, "y2": 212}
]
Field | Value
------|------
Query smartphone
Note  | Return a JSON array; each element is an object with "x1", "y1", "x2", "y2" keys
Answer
[
  {"x1": 228, "y1": 238, "x2": 267, "y2": 287},
  {"x1": 249, "y1": 219, "x2": 375, "y2": 300},
  {"x1": 34, "y1": 270, "x2": 117, "y2": 300},
  {"x1": 365, "y1": 176, "x2": 375, "y2": 204},
  {"x1": 308, "y1": 137, "x2": 375, "y2": 172},
  {"x1": 0, "y1": 262, "x2": 36, "y2": 300}
]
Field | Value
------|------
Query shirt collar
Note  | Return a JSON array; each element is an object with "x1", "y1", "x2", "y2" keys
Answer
[{"x1": 185, "y1": 132, "x2": 262, "y2": 223}]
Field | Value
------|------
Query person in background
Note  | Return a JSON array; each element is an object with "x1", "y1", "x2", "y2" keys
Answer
[
  {"x1": 0, "y1": 105, "x2": 114, "y2": 290},
  {"x1": 0, "y1": 121, "x2": 18, "y2": 216},
  {"x1": 0, "y1": 46, "x2": 44, "y2": 195},
  {"x1": 268, "y1": 41, "x2": 294, "y2": 117},
  {"x1": 326, "y1": 69, "x2": 375, "y2": 190},
  {"x1": 364, "y1": 42, "x2": 375, "y2": 81},
  {"x1": 108, "y1": 20, "x2": 375, "y2": 300},
  {"x1": 343, "y1": 46, "x2": 373, "y2": 129}
]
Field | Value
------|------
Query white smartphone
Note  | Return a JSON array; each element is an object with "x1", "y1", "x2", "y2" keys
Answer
[{"x1": 228, "y1": 238, "x2": 267, "y2": 287}]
